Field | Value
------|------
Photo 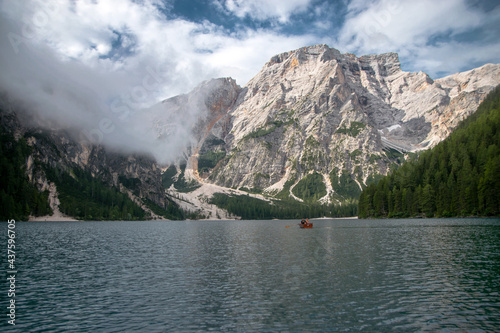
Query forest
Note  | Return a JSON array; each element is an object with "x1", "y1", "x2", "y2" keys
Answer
[
  {"x1": 358, "y1": 85, "x2": 500, "y2": 218},
  {"x1": 44, "y1": 166, "x2": 188, "y2": 220},
  {"x1": 3, "y1": 83, "x2": 498, "y2": 221},
  {"x1": 210, "y1": 193, "x2": 357, "y2": 220},
  {"x1": 0, "y1": 129, "x2": 52, "y2": 221},
  {"x1": 291, "y1": 172, "x2": 327, "y2": 202},
  {"x1": 44, "y1": 166, "x2": 147, "y2": 220}
]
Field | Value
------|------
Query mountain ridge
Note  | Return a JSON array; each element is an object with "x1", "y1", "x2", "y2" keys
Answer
[
  {"x1": 1, "y1": 44, "x2": 500, "y2": 220},
  {"x1": 168, "y1": 44, "x2": 499, "y2": 208},
  {"x1": 358, "y1": 84, "x2": 500, "y2": 218}
]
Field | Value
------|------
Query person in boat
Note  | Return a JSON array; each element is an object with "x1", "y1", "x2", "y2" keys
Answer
[
  {"x1": 301, "y1": 218, "x2": 306, "y2": 225},
  {"x1": 306, "y1": 218, "x2": 310, "y2": 225}
]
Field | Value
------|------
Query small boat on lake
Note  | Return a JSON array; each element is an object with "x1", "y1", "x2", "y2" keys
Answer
[{"x1": 299, "y1": 223, "x2": 313, "y2": 229}]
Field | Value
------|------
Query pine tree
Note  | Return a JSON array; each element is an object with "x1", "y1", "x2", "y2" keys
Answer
[{"x1": 358, "y1": 84, "x2": 500, "y2": 218}]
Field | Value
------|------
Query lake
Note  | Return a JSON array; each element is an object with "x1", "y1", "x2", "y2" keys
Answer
[{"x1": 2, "y1": 218, "x2": 500, "y2": 332}]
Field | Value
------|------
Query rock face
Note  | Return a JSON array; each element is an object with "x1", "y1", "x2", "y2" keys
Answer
[
  {"x1": 0, "y1": 101, "x2": 168, "y2": 217},
  {"x1": 3, "y1": 44, "x2": 499, "y2": 219},
  {"x1": 133, "y1": 77, "x2": 241, "y2": 165},
  {"x1": 178, "y1": 45, "x2": 500, "y2": 203}
]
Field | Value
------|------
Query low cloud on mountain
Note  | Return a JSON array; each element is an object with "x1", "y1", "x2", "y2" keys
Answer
[{"x1": 0, "y1": 0, "x2": 498, "y2": 163}]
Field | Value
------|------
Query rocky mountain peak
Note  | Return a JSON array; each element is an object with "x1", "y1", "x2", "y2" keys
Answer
[
  {"x1": 267, "y1": 44, "x2": 341, "y2": 66},
  {"x1": 358, "y1": 52, "x2": 401, "y2": 76},
  {"x1": 3, "y1": 42, "x2": 499, "y2": 220},
  {"x1": 180, "y1": 45, "x2": 500, "y2": 205}
]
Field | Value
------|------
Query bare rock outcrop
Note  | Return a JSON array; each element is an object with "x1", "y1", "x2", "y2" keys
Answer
[{"x1": 188, "y1": 45, "x2": 500, "y2": 202}]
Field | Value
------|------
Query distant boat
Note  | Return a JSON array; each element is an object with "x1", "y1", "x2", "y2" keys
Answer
[{"x1": 299, "y1": 223, "x2": 313, "y2": 229}]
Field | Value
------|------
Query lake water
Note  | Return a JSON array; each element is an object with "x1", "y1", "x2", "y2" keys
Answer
[{"x1": 2, "y1": 218, "x2": 500, "y2": 332}]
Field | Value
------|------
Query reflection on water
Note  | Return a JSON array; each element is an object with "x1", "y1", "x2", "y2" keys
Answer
[{"x1": 1, "y1": 218, "x2": 499, "y2": 332}]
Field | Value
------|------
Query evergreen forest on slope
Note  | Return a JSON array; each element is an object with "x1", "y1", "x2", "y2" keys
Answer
[
  {"x1": 0, "y1": 119, "x2": 188, "y2": 221},
  {"x1": 358, "y1": 85, "x2": 500, "y2": 218},
  {"x1": 0, "y1": 130, "x2": 52, "y2": 221},
  {"x1": 2, "y1": 84, "x2": 499, "y2": 221},
  {"x1": 209, "y1": 193, "x2": 358, "y2": 220}
]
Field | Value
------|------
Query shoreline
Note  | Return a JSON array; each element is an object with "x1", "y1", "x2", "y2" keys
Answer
[
  {"x1": 25, "y1": 216, "x2": 358, "y2": 222},
  {"x1": 29, "y1": 214, "x2": 78, "y2": 222},
  {"x1": 312, "y1": 216, "x2": 358, "y2": 220}
]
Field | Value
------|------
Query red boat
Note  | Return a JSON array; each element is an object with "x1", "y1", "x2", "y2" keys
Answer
[{"x1": 299, "y1": 223, "x2": 313, "y2": 229}]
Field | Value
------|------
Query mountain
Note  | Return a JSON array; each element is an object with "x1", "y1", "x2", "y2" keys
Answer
[
  {"x1": 0, "y1": 100, "x2": 187, "y2": 221},
  {"x1": 1, "y1": 44, "x2": 499, "y2": 220},
  {"x1": 165, "y1": 44, "x2": 500, "y2": 209},
  {"x1": 358, "y1": 84, "x2": 500, "y2": 218}
]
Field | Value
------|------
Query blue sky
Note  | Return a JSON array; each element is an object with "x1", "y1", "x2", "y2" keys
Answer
[
  {"x1": 0, "y1": 0, "x2": 499, "y2": 160},
  {"x1": 165, "y1": 0, "x2": 500, "y2": 80}
]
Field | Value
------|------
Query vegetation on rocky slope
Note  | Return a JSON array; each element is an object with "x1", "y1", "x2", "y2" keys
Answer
[
  {"x1": 3, "y1": 45, "x2": 499, "y2": 221},
  {"x1": 292, "y1": 172, "x2": 327, "y2": 202},
  {"x1": 209, "y1": 193, "x2": 357, "y2": 220},
  {"x1": 44, "y1": 166, "x2": 147, "y2": 220},
  {"x1": 0, "y1": 129, "x2": 52, "y2": 221},
  {"x1": 1, "y1": 108, "x2": 192, "y2": 221},
  {"x1": 359, "y1": 85, "x2": 500, "y2": 218},
  {"x1": 40, "y1": 164, "x2": 188, "y2": 221}
]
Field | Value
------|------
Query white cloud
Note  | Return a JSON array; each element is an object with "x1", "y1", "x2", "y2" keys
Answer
[
  {"x1": 203, "y1": 29, "x2": 311, "y2": 83},
  {"x1": 0, "y1": 0, "x2": 311, "y2": 163},
  {"x1": 218, "y1": 0, "x2": 313, "y2": 23},
  {"x1": 1, "y1": 0, "x2": 498, "y2": 163},
  {"x1": 411, "y1": 40, "x2": 500, "y2": 76},
  {"x1": 337, "y1": 0, "x2": 500, "y2": 77}
]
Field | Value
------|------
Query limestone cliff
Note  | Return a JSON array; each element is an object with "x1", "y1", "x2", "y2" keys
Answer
[
  {"x1": 0, "y1": 100, "x2": 171, "y2": 219},
  {"x1": 178, "y1": 45, "x2": 499, "y2": 204},
  {"x1": 3, "y1": 44, "x2": 499, "y2": 219}
]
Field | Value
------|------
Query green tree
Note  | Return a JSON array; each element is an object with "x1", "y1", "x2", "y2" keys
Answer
[{"x1": 358, "y1": 84, "x2": 500, "y2": 218}]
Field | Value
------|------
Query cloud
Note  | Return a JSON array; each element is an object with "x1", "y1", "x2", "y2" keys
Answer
[
  {"x1": 0, "y1": 0, "x2": 310, "y2": 163},
  {"x1": 336, "y1": 0, "x2": 500, "y2": 77},
  {"x1": 0, "y1": 0, "x2": 498, "y2": 164},
  {"x1": 216, "y1": 0, "x2": 313, "y2": 23}
]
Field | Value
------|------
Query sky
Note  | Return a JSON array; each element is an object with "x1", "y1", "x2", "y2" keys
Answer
[{"x1": 0, "y1": 0, "x2": 499, "y2": 162}]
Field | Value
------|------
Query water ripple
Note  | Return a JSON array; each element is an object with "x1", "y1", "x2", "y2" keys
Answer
[{"x1": 1, "y1": 218, "x2": 499, "y2": 332}]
